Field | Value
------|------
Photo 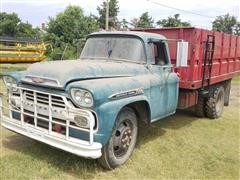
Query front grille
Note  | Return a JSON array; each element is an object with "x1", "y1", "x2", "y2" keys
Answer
[
  {"x1": 3, "y1": 87, "x2": 96, "y2": 144},
  {"x1": 17, "y1": 89, "x2": 69, "y2": 136},
  {"x1": 23, "y1": 90, "x2": 65, "y2": 108}
]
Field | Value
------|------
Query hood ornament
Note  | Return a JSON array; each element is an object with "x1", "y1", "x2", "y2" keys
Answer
[{"x1": 31, "y1": 77, "x2": 45, "y2": 84}]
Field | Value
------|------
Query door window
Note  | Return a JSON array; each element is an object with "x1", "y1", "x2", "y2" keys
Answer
[{"x1": 149, "y1": 41, "x2": 168, "y2": 66}]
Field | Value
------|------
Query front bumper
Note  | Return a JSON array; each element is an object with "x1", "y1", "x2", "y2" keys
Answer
[
  {"x1": 1, "y1": 115, "x2": 102, "y2": 158},
  {"x1": 0, "y1": 87, "x2": 102, "y2": 159}
]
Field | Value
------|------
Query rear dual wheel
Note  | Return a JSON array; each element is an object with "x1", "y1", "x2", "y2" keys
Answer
[
  {"x1": 195, "y1": 86, "x2": 225, "y2": 119},
  {"x1": 195, "y1": 95, "x2": 206, "y2": 117},
  {"x1": 205, "y1": 86, "x2": 225, "y2": 119},
  {"x1": 98, "y1": 107, "x2": 138, "y2": 169}
]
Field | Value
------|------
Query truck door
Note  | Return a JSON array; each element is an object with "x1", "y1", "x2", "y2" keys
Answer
[{"x1": 148, "y1": 40, "x2": 179, "y2": 121}]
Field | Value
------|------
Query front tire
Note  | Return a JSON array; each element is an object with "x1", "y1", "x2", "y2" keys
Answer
[{"x1": 98, "y1": 107, "x2": 138, "y2": 169}]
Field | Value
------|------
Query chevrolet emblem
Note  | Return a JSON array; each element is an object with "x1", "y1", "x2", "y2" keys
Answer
[{"x1": 31, "y1": 77, "x2": 45, "y2": 84}]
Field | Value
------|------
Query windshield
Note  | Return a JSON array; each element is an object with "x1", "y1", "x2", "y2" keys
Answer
[{"x1": 80, "y1": 36, "x2": 146, "y2": 63}]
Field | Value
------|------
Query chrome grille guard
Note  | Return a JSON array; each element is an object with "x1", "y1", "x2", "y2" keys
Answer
[{"x1": 0, "y1": 87, "x2": 96, "y2": 145}]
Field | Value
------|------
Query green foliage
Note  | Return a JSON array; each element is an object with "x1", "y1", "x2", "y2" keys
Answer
[
  {"x1": 157, "y1": 14, "x2": 191, "y2": 27},
  {"x1": 46, "y1": 6, "x2": 98, "y2": 44},
  {"x1": 0, "y1": 12, "x2": 41, "y2": 38},
  {"x1": 97, "y1": 0, "x2": 119, "y2": 29},
  {"x1": 234, "y1": 22, "x2": 240, "y2": 35},
  {"x1": 16, "y1": 23, "x2": 41, "y2": 38},
  {"x1": 48, "y1": 47, "x2": 63, "y2": 60},
  {"x1": 0, "y1": 12, "x2": 19, "y2": 36},
  {"x1": 44, "y1": 5, "x2": 99, "y2": 60},
  {"x1": 48, "y1": 45, "x2": 77, "y2": 60},
  {"x1": 131, "y1": 12, "x2": 154, "y2": 28},
  {"x1": 120, "y1": 18, "x2": 129, "y2": 29},
  {"x1": 212, "y1": 14, "x2": 239, "y2": 35},
  {"x1": 130, "y1": 18, "x2": 139, "y2": 28}
]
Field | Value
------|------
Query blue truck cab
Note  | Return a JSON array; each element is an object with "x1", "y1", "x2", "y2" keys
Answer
[{"x1": 1, "y1": 31, "x2": 179, "y2": 169}]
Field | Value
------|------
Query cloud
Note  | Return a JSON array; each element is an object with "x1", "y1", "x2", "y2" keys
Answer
[{"x1": 3, "y1": 0, "x2": 65, "y2": 5}]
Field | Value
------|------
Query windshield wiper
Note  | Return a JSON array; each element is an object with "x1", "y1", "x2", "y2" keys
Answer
[
  {"x1": 108, "y1": 58, "x2": 145, "y2": 64},
  {"x1": 108, "y1": 49, "x2": 112, "y2": 58}
]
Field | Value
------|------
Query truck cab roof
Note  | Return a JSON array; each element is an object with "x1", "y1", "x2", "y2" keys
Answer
[{"x1": 89, "y1": 31, "x2": 167, "y2": 42}]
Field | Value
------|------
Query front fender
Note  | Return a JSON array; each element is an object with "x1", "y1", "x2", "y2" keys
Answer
[
  {"x1": 1, "y1": 71, "x2": 24, "y2": 84},
  {"x1": 95, "y1": 95, "x2": 150, "y2": 145}
]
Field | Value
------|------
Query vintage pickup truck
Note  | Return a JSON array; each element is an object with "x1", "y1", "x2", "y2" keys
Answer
[{"x1": 1, "y1": 28, "x2": 240, "y2": 169}]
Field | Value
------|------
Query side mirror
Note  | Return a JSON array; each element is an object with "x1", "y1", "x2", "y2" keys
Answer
[{"x1": 176, "y1": 41, "x2": 188, "y2": 67}]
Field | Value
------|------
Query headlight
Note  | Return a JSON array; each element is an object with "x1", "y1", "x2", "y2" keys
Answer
[
  {"x1": 3, "y1": 76, "x2": 18, "y2": 92},
  {"x1": 71, "y1": 88, "x2": 94, "y2": 107}
]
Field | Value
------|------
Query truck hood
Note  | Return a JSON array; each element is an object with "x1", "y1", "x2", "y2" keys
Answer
[{"x1": 22, "y1": 60, "x2": 148, "y2": 87}]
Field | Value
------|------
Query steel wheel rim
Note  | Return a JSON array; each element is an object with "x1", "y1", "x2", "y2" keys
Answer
[{"x1": 113, "y1": 119, "x2": 133, "y2": 158}]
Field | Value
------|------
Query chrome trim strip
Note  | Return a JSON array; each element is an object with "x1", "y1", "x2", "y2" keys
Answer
[{"x1": 108, "y1": 87, "x2": 144, "y2": 100}]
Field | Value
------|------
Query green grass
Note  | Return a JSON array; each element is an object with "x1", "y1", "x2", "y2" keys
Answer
[
  {"x1": 0, "y1": 65, "x2": 239, "y2": 179},
  {"x1": 232, "y1": 75, "x2": 240, "y2": 85}
]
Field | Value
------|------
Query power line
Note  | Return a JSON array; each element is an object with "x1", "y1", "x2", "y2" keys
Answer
[{"x1": 146, "y1": 0, "x2": 216, "y2": 19}]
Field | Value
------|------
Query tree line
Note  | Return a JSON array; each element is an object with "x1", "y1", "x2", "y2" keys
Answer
[{"x1": 0, "y1": 0, "x2": 239, "y2": 60}]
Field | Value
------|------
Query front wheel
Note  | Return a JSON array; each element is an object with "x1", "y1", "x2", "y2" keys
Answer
[{"x1": 98, "y1": 107, "x2": 138, "y2": 169}]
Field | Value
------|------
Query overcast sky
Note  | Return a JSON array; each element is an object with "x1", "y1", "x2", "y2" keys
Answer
[{"x1": 1, "y1": 0, "x2": 240, "y2": 29}]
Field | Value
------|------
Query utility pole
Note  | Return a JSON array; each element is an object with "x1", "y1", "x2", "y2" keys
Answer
[{"x1": 105, "y1": 0, "x2": 109, "y2": 31}]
